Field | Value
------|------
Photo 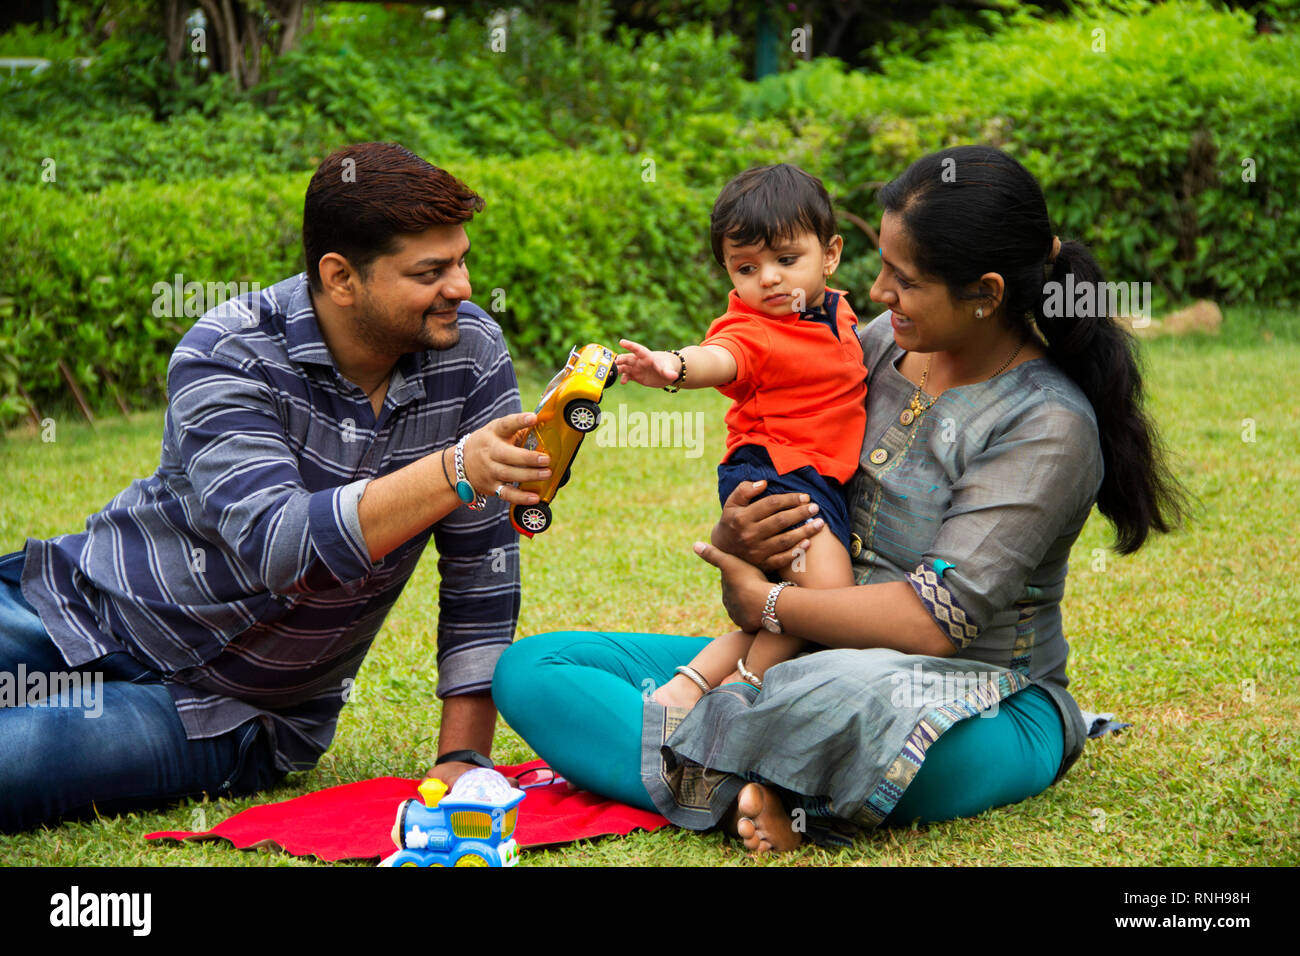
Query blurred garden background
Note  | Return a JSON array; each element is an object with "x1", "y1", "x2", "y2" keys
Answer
[
  {"x1": 1, "y1": 0, "x2": 1297, "y2": 422},
  {"x1": 0, "y1": 0, "x2": 1296, "y2": 866}
]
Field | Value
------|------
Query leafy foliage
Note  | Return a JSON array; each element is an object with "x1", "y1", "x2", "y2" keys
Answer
[
  {"x1": 741, "y1": 2, "x2": 1300, "y2": 307},
  {"x1": 0, "y1": 156, "x2": 719, "y2": 422},
  {"x1": 1, "y1": 0, "x2": 1297, "y2": 423}
]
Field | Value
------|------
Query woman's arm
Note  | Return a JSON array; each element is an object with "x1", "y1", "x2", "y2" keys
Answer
[
  {"x1": 693, "y1": 542, "x2": 954, "y2": 658},
  {"x1": 771, "y1": 579, "x2": 954, "y2": 657}
]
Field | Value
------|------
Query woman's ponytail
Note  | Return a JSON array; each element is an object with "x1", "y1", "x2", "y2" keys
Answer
[
  {"x1": 880, "y1": 146, "x2": 1190, "y2": 554},
  {"x1": 1035, "y1": 241, "x2": 1190, "y2": 553}
]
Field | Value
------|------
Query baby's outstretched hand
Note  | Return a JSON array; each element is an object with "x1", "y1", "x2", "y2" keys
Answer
[{"x1": 616, "y1": 339, "x2": 681, "y2": 388}]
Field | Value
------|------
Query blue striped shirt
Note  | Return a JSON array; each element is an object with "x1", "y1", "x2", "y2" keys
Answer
[{"x1": 20, "y1": 273, "x2": 522, "y2": 771}]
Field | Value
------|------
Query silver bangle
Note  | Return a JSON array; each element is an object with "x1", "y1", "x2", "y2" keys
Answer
[
  {"x1": 736, "y1": 658, "x2": 763, "y2": 690},
  {"x1": 674, "y1": 665, "x2": 711, "y2": 695},
  {"x1": 453, "y1": 436, "x2": 488, "y2": 511}
]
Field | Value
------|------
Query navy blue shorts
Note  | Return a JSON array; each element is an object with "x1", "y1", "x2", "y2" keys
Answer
[{"x1": 716, "y1": 445, "x2": 852, "y2": 552}]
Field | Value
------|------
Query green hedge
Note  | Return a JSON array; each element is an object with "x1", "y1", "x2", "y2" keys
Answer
[
  {"x1": 738, "y1": 1, "x2": 1300, "y2": 307},
  {"x1": 3, "y1": 1, "x2": 1298, "y2": 424},
  {"x1": 0, "y1": 153, "x2": 720, "y2": 423},
  {"x1": 0, "y1": 173, "x2": 304, "y2": 421}
]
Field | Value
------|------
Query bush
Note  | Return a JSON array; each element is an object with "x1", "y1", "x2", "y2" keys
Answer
[
  {"x1": 0, "y1": 13, "x2": 746, "y2": 190},
  {"x1": 2, "y1": 0, "x2": 1296, "y2": 426},
  {"x1": 741, "y1": 1, "x2": 1300, "y2": 308},
  {"x1": 0, "y1": 173, "x2": 304, "y2": 422},
  {"x1": 0, "y1": 153, "x2": 723, "y2": 425},
  {"x1": 0, "y1": 100, "x2": 336, "y2": 192}
]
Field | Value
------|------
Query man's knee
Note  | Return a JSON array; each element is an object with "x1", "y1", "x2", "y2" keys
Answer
[{"x1": 0, "y1": 683, "x2": 258, "y2": 832}]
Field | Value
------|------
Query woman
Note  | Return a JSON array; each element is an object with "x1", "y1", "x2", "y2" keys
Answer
[{"x1": 492, "y1": 145, "x2": 1187, "y2": 852}]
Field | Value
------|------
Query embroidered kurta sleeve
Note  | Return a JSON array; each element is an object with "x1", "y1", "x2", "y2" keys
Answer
[{"x1": 907, "y1": 401, "x2": 1103, "y2": 650}]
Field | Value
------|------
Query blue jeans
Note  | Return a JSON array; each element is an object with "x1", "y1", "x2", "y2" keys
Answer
[{"x1": 0, "y1": 550, "x2": 284, "y2": 832}]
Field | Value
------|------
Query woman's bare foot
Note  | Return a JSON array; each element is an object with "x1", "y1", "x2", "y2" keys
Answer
[
  {"x1": 652, "y1": 674, "x2": 706, "y2": 709},
  {"x1": 726, "y1": 782, "x2": 802, "y2": 854}
]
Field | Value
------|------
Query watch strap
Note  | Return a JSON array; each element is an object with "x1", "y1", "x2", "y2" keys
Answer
[
  {"x1": 761, "y1": 581, "x2": 796, "y2": 633},
  {"x1": 434, "y1": 749, "x2": 495, "y2": 770}
]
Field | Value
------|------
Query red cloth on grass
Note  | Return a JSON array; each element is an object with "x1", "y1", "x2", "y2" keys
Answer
[{"x1": 145, "y1": 761, "x2": 668, "y2": 862}]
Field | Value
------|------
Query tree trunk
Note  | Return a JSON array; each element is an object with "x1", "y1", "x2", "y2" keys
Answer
[
  {"x1": 237, "y1": 0, "x2": 261, "y2": 88},
  {"x1": 194, "y1": 0, "x2": 310, "y2": 90},
  {"x1": 274, "y1": 0, "x2": 306, "y2": 56},
  {"x1": 161, "y1": 0, "x2": 185, "y2": 67}
]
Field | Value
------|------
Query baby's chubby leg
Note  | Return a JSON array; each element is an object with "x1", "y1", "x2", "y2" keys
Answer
[
  {"x1": 653, "y1": 629, "x2": 752, "y2": 708},
  {"x1": 780, "y1": 522, "x2": 855, "y2": 590}
]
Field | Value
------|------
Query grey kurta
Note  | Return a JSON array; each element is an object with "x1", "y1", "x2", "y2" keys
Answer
[{"x1": 642, "y1": 310, "x2": 1103, "y2": 834}]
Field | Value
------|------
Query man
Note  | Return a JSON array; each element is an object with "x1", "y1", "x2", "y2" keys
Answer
[{"x1": 0, "y1": 143, "x2": 552, "y2": 831}]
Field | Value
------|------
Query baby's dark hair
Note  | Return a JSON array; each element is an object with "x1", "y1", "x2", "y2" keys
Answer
[{"x1": 709, "y1": 163, "x2": 836, "y2": 267}]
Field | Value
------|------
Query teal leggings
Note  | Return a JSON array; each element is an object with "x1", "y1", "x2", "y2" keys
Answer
[{"x1": 493, "y1": 631, "x2": 1064, "y2": 826}]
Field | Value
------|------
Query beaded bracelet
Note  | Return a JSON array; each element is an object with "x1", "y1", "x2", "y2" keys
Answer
[{"x1": 663, "y1": 349, "x2": 686, "y2": 393}]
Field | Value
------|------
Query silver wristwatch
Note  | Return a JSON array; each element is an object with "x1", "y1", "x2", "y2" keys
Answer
[{"x1": 760, "y1": 582, "x2": 797, "y2": 634}]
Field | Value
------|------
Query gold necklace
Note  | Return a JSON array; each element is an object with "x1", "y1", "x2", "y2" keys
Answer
[
  {"x1": 907, "y1": 358, "x2": 937, "y2": 418},
  {"x1": 903, "y1": 338, "x2": 1026, "y2": 423}
]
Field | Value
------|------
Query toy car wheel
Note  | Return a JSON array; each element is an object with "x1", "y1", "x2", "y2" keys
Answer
[
  {"x1": 454, "y1": 853, "x2": 491, "y2": 867},
  {"x1": 558, "y1": 466, "x2": 572, "y2": 489},
  {"x1": 564, "y1": 399, "x2": 600, "y2": 433},
  {"x1": 515, "y1": 501, "x2": 551, "y2": 534},
  {"x1": 605, "y1": 368, "x2": 617, "y2": 389}
]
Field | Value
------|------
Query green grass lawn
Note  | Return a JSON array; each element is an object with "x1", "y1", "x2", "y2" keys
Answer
[{"x1": 1, "y1": 305, "x2": 1296, "y2": 866}]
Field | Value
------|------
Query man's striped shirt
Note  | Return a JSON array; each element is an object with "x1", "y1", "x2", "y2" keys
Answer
[{"x1": 20, "y1": 273, "x2": 521, "y2": 771}]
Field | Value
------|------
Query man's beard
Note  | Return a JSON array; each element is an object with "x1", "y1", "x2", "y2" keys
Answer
[
  {"x1": 416, "y1": 303, "x2": 461, "y2": 351},
  {"x1": 357, "y1": 293, "x2": 461, "y2": 354}
]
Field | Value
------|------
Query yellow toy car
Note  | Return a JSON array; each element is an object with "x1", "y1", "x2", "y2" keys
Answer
[{"x1": 510, "y1": 343, "x2": 616, "y2": 537}]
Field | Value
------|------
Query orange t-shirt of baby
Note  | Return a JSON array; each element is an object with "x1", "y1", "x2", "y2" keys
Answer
[{"x1": 702, "y1": 288, "x2": 867, "y2": 484}]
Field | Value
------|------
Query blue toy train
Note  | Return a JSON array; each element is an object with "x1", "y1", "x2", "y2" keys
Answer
[{"x1": 379, "y1": 774, "x2": 526, "y2": 868}]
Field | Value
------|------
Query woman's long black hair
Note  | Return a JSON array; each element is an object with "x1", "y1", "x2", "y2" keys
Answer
[{"x1": 878, "y1": 145, "x2": 1189, "y2": 554}]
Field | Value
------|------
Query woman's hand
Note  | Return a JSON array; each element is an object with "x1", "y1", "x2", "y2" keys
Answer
[
  {"x1": 712, "y1": 480, "x2": 825, "y2": 572},
  {"x1": 460, "y1": 412, "x2": 551, "y2": 506},
  {"x1": 693, "y1": 541, "x2": 772, "y2": 635},
  {"x1": 615, "y1": 338, "x2": 680, "y2": 388}
]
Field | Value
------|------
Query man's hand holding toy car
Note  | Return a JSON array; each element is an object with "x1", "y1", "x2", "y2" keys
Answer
[{"x1": 451, "y1": 411, "x2": 551, "y2": 508}]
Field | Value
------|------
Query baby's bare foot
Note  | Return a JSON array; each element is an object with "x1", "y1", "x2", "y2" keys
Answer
[
  {"x1": 728, "y1": 782, "x2": 802, "y2": 854},
  {"x1": 652, "y1": 675, "x2": 705, "y2": 710}
]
